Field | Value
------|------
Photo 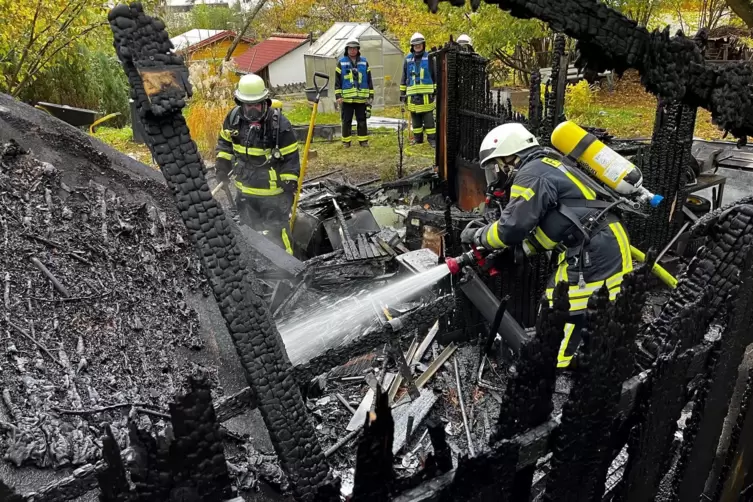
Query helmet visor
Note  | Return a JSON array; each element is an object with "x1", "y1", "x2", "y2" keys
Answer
[{"x1": 483, "y1": 161, "x2": 500, "y2": 186}]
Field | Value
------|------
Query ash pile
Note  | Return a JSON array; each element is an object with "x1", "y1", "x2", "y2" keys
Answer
[{"x1": 0, "y1": 139, "x2": 211, "y2": 469}]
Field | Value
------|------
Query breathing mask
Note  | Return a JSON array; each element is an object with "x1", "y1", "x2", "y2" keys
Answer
[
  {"x1": 241, "y1": 101, "x2": 268, "y2": 123},
  {"x1": 483, "y1": 156, "x2": 518, "y2": 189}
]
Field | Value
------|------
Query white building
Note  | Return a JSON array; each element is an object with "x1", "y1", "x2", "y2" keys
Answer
[{"x1": 233, "y1": 34, "x2": 312, "y2": 89}]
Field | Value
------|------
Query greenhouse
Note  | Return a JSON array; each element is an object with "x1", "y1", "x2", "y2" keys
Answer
[{"x1": 305, "y1": 23, "x2": 404, "y2": 113}]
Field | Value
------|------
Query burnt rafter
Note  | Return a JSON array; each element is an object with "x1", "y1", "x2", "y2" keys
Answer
[
  {"x1": 106, "y1": 3, "x2": 331, "y2": 499},
  {"x1": 423, "y1": 0, "x2": 753, "y2": 142}
]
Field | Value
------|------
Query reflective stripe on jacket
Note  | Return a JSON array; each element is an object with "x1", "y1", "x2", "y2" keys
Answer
[
  {"x1": 335, "y1": 56, "x2": 374, "y2": 103},
  {"x1": 215, "y1": 107, "x2": 300, "y2": 196},
  {"x1": 400, "y1": 52, "x2": 436, "y2": 97}
]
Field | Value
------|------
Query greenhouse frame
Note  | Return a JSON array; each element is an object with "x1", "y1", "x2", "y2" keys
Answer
[{"x1": 305, "y1": 23, "x2": 404, "y2": 113}]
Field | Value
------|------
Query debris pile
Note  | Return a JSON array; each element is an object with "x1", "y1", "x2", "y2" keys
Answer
[{"x1": 0, "y1": 139, "x2": 210, "y2": 469}]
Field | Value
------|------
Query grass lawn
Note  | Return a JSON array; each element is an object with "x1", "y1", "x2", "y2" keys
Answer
[
  {"x1": 92, "y1": 125, "x2": 433, "y2": 183},
  {"x1": 284, "y1": 101, "x2": 405, "y2": 126}
]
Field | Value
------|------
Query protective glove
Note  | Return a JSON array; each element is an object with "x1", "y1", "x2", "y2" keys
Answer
[
  {"x1": 215, "y1": 158, "x2": 232, "y2": 184},
  {"x1": 460, "y1": 219, "x2": 486, "y2": 247},
  {"x1": 365, "y1": 104, "x2": 372, "y2": 119}
]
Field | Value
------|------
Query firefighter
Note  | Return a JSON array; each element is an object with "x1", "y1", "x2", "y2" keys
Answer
[
  {"x1": 460, "y1": 123, "x2": 633, "y2": 369},
  {"x1": 215, "y1": 73, "x2": 299, "y2": 255},
  {"x1": 457, "y1": 34, "x2": 474, "y2": 52},
  {"x1": 335, "y1": 37, "x2": 374, "y2": 147},
  {"x1": 400, "y1": 32, "x2": 437, "y2": 148}
]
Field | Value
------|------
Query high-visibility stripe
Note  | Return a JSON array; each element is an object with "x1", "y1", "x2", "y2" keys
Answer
[
  {"x1": 232, "y1": 144, "x2": 270, "y2": 157},
  {"x1": 413, "y1": 127, "x2": 424, "y2": 134},
  {"x1": 279, "y1": 143, "x2": 299, "y2": 156},
  {"x1": 610, "y1": 222, "x2": 633, "y2": 274},
  {"x1": 400, "y1": 85, "x2": 407, "y2": 92},
  {"x1": 407, "y1": 101, "x2": 436, "y2": 113},
  {"x1": 281, "y1": 228, "x2": 293, "y2": 255},
  {"x1": 522, "y1": 239, "x2": 535, "y2": 256},
  {"x1": 357, "y1": 136, "x2": 369, "y2": 142},
  {"x1": 235, "y1": 181, "x2": 283, "y2": 196},
  {"x1": 280, "y1": 173, "x2": 299, "y2": 182},
  {"x1": 511, "y1": 185, "x2": 535, "y2": 201},
  {"x1": 342, "y1": 136, "x2": 352, "y2": 143},
  {"x1": 269, "y1": 168, "x2": 278, "y2": 190},
  {"x1": 220, "y1": 129, "x2": 232, "y2": 141},
  {"x1": 543, "y1": 158, "x2": 596, "y2": 200},
  {"x1": 406, "y1": 84, "x2": 435, "y2": 95},
  {"x1": 485, "y1": 222, "x2": 506, "y2": 249},
  {"x1": 217, "y1": 151, "x2": 233, "y2": 161},
  {"x1": 557, "y1": 323, "x2": 576, "y2": 368},
  {"x1": 533, "y1": 227, "x2": 557, "y2": 250},
  {"x1": 335, "y1": 67, "x2": 342, "y2": 73},
  {"x1": 425, "y1": 127, "x2": 437, "y2": 135}
]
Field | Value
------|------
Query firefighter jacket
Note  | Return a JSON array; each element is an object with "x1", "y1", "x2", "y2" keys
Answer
[
  {"x1": 477, "y1": 147, "x2": 633, "y2": 314},
  {"x1": 216, "y1": 106, "x2": 300, "y2": 197},
  {"x1": 335, "y1": 53, "x2": 374, "y2": 104},
  {"x1": 400, "y1": 51, "x2": 437, "y2": 113}
]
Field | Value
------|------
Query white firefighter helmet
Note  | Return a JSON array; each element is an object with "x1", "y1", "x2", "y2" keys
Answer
[
  {"x1": 345, "y1": 37, "x2": 360, "y2": 49},
  {"x1": 234, "y1": 73, "x2": 270, "y2": 104},
  {"x1": 457, "y1": 34, "x2": 472, "y2": 46},
  {"x1": 478, "y1": 123, "x2": 539, "y2": 185},
  {"x1": 410, "y1": 32, "x2": 426, "y2": 47}
]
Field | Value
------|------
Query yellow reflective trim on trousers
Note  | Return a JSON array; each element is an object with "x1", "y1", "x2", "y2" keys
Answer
[
  {"x1": 400, "y1": 85, "x2": 407, "y2": 91},
  {"x1": 281, "y1": 228, "x2": 293, "y2": 255},
  {"x1": 425, "y1": 127, "x2": 436, "y2": 134},
  {"x1": 342, "y1": 136, "x2": 352, "y2": 143},
  {"x1": 217, "y1": 151, "x2": 233, "y2": 161},
  {"x1": 533, "y1": 227, "x2": 557, "y2": 250},
  {"x1": 232, "y1": 144, "x2": 271, "y2": 157},
  {"x1": 546, "y1": 272, "x2": 626, "y2": 300},
  {"x1": 280, "y1": 173, "x2": 299, "y2": 182},
  {"x1": 234, "y1": 181, "x2": 283, "y2": 196},
  {"x1": 558, "y1": 323, "x2": 576, "y2": 368},
  {"x1": 510, "y1": 184, "x2": 535, "y2": 201},
  {"x1": 220, "y1": 129, "x2": 232, "y2": 141},
  {"x1": 279, "y1": 143, "x2": 299, "y2": 156},
  {"x1": 357, "y1": 136, "x2": 369, "y2": 141},
  {"x1": 609, "y1": 222, "x2": 633, "y2": 274},
  {"x1": 485, "y1": 223, "x2": 506, "y2": 249},
  {"x1": 413, "y1": 127, "x2": 424, "y2": 134},
  {"x1": 407, "y1": 102, "x2": 436, "y2": 113}
]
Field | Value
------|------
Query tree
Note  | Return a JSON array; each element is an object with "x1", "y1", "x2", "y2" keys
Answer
[
  {"x1": 724, "y1": 0, "x2": 753, "y2": 28},
  {"x1": 0, "y1": 0, "x2": 110, "y2": 97}
]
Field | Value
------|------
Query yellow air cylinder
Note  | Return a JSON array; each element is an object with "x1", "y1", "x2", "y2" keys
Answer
[{"x1": 551, "y1": 121, "x2": 663, "y2": 207}]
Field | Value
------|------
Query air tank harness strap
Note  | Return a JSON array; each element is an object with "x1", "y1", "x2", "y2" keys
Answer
[
  {"x1": 568, "y1": 131, "x2": 598, "y2": 160},
  {"x1": 557, "y1": 200, "x2": 620, "y2": 289}
]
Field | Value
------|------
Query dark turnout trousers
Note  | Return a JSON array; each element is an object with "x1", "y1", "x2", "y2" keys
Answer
[
  {"x1": 341, "y1": 102, "x2": 368, "y2": 145},
  {"x1": 236, "y1": 193, "x2": 294, "y2": 254}
]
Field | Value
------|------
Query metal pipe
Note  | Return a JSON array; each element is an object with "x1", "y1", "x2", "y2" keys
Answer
[
  {"x1": 458, "y1": 269, "x2": 528, "y2": 353},
  {"x1": 454, "y1": 357, "x2": 475, "y2": 457}
]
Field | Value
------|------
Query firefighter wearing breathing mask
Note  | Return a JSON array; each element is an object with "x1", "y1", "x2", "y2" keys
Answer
[
  {"x1": 460, "y1": 123, "x2": 633, "y2": 369},
  {"x1": 215, "y1": 73, "x2": 299, "y2": 254}
]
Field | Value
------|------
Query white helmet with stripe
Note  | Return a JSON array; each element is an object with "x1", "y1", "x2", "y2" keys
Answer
[
  {"x1": 479, "y1": 123, "x2": 539, "y2": 185},
  {"x1": 410, "y1": 32, "x2": 426, "y2": 47}
]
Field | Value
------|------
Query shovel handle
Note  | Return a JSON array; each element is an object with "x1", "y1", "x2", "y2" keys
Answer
[{"x1": 313, "y1": 72, "x2": 330, "y2": 94}]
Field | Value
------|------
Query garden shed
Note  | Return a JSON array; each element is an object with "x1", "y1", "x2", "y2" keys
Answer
[{"x1": 305, "y1": 23, "x2": 404, "y2": 113}]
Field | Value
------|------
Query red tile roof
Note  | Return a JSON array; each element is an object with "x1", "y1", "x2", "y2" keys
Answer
[
  {"x1": 233, "y1": 34, "x2": 310, "y2": 74},
  {"x1": 183, "y1": 30, "x2": 255, "y2": 53}
]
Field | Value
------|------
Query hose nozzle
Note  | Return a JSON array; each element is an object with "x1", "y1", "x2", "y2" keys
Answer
[{"x1": 446, "y1": 250, "x2": 476, "y2": 275}]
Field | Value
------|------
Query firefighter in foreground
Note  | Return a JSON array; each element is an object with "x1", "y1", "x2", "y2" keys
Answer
[
  {"x1": 460, "y1": 123, "x2": 633, "y2": 368},
  {"x1": 400, "y1": 32, "x2": 437, "y2": 148},
  {"x1": 335, "y1": 37, "x2": 374, "y2": 147},
  {"x1": 215, "y1": 73, "x2": 299, "y2": 254}
]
